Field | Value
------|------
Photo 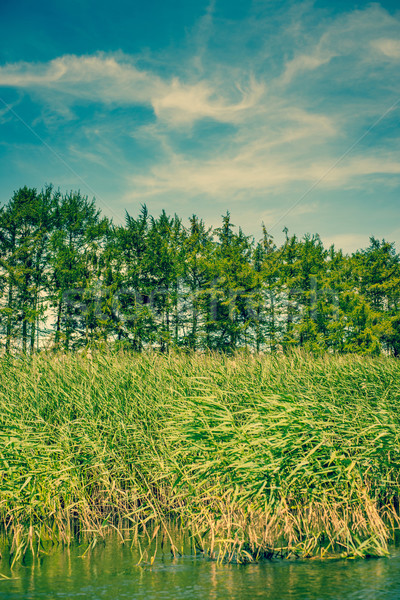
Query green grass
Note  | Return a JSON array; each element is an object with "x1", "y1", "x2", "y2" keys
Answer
[{"x1": 1, "y1": 350, "x2": 400, "y2": 563}]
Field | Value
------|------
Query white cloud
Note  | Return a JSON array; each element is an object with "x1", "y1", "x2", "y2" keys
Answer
[
  {"x1": 0, "y1": 54, "x2": 164, "y2": 104},
  {"x1": 371, "y1": 38, "x2": 400, "y2": 59},
  {"x1": 321, "y1": 233, "x2": 371, "y2": 254},
  {"x1": 310, "y1": 156, "x2": 400, "y2": 186},
  {"x1": 321, "y1": 229, "x2": 400, "y2": 255},
  {"x1": 279, "y1": 4, "x2": 400, "y2": 88},
  {"x1": 0, "y1": 53, "x2": 265, "y2": 127},
  {"x1": 124, "y1": 151, "x2": 400, "y2": 204},
  {"x1": 0, "y1": 2, "x2": 399, "y2": 236},
  {"x1": 152, "y1": 77, "x2": 265, "y2": 125},
  {"x1": 280, "y1": 51, "x2": 336, "y2": 86}
]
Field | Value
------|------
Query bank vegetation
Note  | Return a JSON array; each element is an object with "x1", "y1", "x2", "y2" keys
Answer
[{"x1": 1, "y1": 351, "x2": 399, "y2": 563}]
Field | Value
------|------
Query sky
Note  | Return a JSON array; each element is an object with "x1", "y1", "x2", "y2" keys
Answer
[{"x1": 0, "y1": 0, "x2": 399, "y2": 253}]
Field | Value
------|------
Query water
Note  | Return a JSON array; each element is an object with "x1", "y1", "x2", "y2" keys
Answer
[{"x1": 1, "y1": 535, "x2": 400, "y2": 599}]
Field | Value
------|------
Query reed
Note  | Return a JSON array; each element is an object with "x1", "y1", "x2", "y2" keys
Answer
[{"x1": 1, "y1": 350, "x2": 400, "y2": 563}]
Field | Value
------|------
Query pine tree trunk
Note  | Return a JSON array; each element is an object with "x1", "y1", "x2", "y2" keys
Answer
[
  {"x1": 30, "y1": 293, "x2": 37, "y2": 353},
  {"x1": 22, "y1": 317, "x2": 27, "y2": 354},
  {"x1": 174, "y1": 281, "x2": 179, "y2": 347},
  {"x1": 6, "y1": 282, "x2": 13, "y2": 354},
  {"x1": 191, "y1": 294, "x2": 198, "y2": 351},
  {"x1": 270, "y1": 289, "x2": 276, "y2": 353},
  {"x1": 55, "y1": 299, "x2": 62, "y2": 347}
]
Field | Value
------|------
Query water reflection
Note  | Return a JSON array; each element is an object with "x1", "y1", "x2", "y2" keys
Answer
[{"x1": 1, "y1": 534, "x2": 400, "y2": 599}]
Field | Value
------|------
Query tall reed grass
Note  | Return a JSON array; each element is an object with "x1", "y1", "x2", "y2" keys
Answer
[{"x1": 1, "y1": 350, "x2": 400, "y2": 562}]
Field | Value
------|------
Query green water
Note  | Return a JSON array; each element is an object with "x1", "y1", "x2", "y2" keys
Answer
[{"x1": 1, "y1": 535, "x2": 400, "y2": 599}]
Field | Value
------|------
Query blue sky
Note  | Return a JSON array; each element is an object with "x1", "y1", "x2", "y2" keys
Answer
[{"x1": 0, "y1": 0, "x2": 399, "y2": 252}]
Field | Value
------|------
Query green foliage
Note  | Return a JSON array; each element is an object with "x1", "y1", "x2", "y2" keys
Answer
[
  {"x1": 49, "y1": 190, "x2": 109, "y2": 350},
  {"x1": 0, "y1": 186, "x2": 399, "y2": 355},
  {"x1": 0, "y1": 186, "x2": 56, "y2": 353}
]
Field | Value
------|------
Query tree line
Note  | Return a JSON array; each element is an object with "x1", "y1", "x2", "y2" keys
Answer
[{"x1": 0, "y1": 185, "x2": 399, "y2": 355}]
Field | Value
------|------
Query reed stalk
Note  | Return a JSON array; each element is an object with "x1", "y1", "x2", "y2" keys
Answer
[{"x1": 1, "y1": 350, "x2": 399, "y2": 562}]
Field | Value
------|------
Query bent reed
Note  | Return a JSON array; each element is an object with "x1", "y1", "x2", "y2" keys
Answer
[{"x1": 1, "y1": 350, "x2": 400, "y2": 563}]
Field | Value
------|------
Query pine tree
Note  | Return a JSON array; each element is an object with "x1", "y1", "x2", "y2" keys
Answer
[
  {"x1": 49, "y1": 191, "x2": 108, "y2": 350},
  {"x1": 1, "y1": 182, "x2": 398, "y2": 356},
  {"x1": 0, "y1": 186, "x2": 56, "y2": 353},
  {"x1": 207, "y1": 213, "x2": 257, "y2": 352},
  {"x1": 181, "y1": 215, "x2": 213, "y2": 350},
  {"x1": 356, "y1": 238, "x2": 400, "y2": 355},
  {"x1": 253, "y1": 227, "x2": 282, "y2": 353}
]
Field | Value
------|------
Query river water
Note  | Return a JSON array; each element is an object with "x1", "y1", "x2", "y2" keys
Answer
[{"x1": 1, "y1": 534, "x2": 400, "y2": 599}]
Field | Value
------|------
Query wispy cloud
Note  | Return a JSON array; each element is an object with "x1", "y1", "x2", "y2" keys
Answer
[
  {"x1": 0, "y1": 1, "x2": 399, "y2": 241},
  {"x1": 123, "y1": 150, "x2": 400, "y2": 203},
  {"x1": 0, "y1": 53, "x2": 265, "y2": 127},
  {"x1": 280, "y1": 51, "x2": 337, "y2": 86},
  {"x1": 371, "y1": 38, "x2": 400, "y2": 59}
]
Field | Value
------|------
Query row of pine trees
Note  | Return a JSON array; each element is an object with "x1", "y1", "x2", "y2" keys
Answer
[{"x1": 0, "y1": 185, "x2": 399, "y2": 355}]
